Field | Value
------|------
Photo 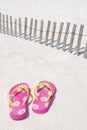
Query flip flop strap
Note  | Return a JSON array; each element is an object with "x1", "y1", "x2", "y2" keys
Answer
[
  {"x1": 9, "y1": 85, "x2": 29, "y2": 107},
  {"x1": 34, "y1": 81, "x2": 53, "y2": 102}
]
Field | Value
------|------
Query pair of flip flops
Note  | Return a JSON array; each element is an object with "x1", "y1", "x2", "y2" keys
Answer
[{"x1": 9, "y1": 81, "x2": 56, "y2": 120}]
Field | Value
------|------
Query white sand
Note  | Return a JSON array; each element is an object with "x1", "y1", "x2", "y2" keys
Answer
[{"x1": 0, "y1": 0, "x2": 87, "y2": 130}]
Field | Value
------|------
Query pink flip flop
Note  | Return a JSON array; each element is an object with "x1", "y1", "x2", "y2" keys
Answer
[
  {"x1": 8, "y1": 83, "x2": 30, "y2": 120},
  {"x1": 32, "y1": 81, "x2": 56, "y2": 114}
]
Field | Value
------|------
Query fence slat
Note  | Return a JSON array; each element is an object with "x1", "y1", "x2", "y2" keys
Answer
[
  {"x1": 3, "y1": 15, "x2": 5, "y2": 33},
  {"x1": 62, "y1": 22, "x2": 70, "y2": 51},
  {"x1": 18, "y1": 17, "x2": 21, "y2": 37},
  {"x1": 76, "y1": 25, "x2": 84, "y2": 55},
  {"x1": 33, "y1": 19, "x2": 37, "y2": 41},
  {"x1": 84, "y1": 42, "x2": 87, "y2": 59},
  {"x1": 6, "y1": 15, "x2": 9, "y2": 34},
  {"x1": 45, "y1": 20, "x2": 51, "y2": 45},
  {"x1": 56, "y1": 22, "x2": 64, "y2": 49},
  {"x1": 39, "y1": 20, "x2": 44, "y2": 44},
  {"x1": 0, "y1": 13, "x2": 2, "y2": 32},
  {"x1": 24, "y1": 17, "x2": 28, "y2": 39},
  {"x1": 10, "y1": 16, "x2": 13, "y2": 35},
  {"x1": 14, "y1": 19, "x2": 17, "y2": 36},
  {"x1": 50, "y1": 22, "x2": 56, "y2": 47},
  {"x1": 69, "y1": 24, "x2": 77, "y2": 53},
  {"x1": 29, "y1": 18, "x2": 33, "y2": 40}
]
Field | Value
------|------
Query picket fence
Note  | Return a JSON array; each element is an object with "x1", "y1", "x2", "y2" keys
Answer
[{"x1": 0, "y1": 13, "x2": 87, "y2": 59}]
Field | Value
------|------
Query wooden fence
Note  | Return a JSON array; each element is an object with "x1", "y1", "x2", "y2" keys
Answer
[{"x1": 0, "y1": 13, "x2": 87, "y2": 59}]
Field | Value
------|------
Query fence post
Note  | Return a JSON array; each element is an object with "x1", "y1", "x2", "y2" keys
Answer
[
  {"x1": 18, "y1": 17, "x2": 21, "y2": 37},
  {"x1": 50, "y1": 21, "x2": 56, "y2": 47},
  {"x1": 14, "y1": 19, "x2": 17, "y2": 36},
  {"x1": 33, "y1": 19, "x2": 37, "y2": 41},
  {"x1": 84, "y1": 42, "x2": 87, "y2": 59},
  {"x1": 24, "y1": 17, "x2": 28, "y2": 39},
  {"x1": 56, "y1": 22, "x2": 64, "y2": 49},
  {"x1": 76, "y1": 25, "x2": 84, "y2": 56},
  {"x1": 3, "y1": 14, "x2": 5, "y2": 34},
  {"x1": 0, "y1": 13, "x2": 2, "y2": 33},
  {"x1": 6, "y1": 15, "x2": 9, "y2": 34},
  {"x1": 39, "y1": 20, "x2": 44, "y2": 44},
  {"x1": 29, "y1": 18, "x2": 33, "y2": 40},
  {"x1": 69, "y1": 24, "x2": 77, "y2": 53},
  {"x1": 45, "y1": 20, "x2": 51, "y2": 45},
  {"x1": 62, "y1": 22, "x2": 70, "y2": 51},
  {"x1": 10, "y1": 16, "x2": 13, "y2": 35}
]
